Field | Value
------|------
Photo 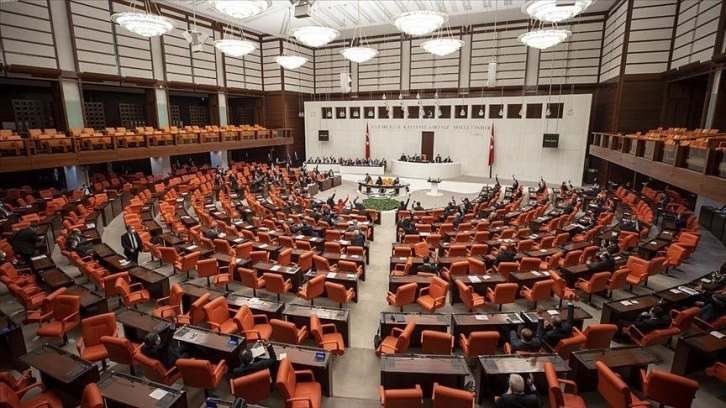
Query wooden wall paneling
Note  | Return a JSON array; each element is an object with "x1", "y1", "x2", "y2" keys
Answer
[
  {"x1": 261, "y1": 40, "x2": 282, "y2": 92},
  {"x1": 224, "y1": 28, "x2": 263, "y2": 91},
  {"x1": 539, "y1": 18, "x2": 604, "y2": 85},
  {"x1": 671, "y1": 0, "x2": 722, "y2": 68},
  {"x1": 358, "y1": 36, "x2": 402, "y2": 92},
  {"x1": 469, "y1": 23, "x2": 527, "y2": 88},
  {"x1": 110, "y1": 1, "x2": 153, "y2": 79},
  {"x1": 410, "y1": 30, "x2": 462, "y2": 90},
  {"x1": 314, "y1": 44, "x2": 351, "y2": 94},
  {"x1": 281, "y1": 40, "x2": 314, "y2": 93},
  {"x1": 617, "y1": 75, "x2": 666, "y2": 133},
  {"x1": 68, "y1": 0, "x2": 119, "y2": 76},
  {"x1": 625, "y1": 0, "x2": 677, "y2": 75},
  {"x1": 0, "y1": 0, "x2": 57, "y2": 69},
  {"x1": 190, "y1": 20, "x2": 217, "y2": 86},
  {"x1": 592, "y1": 81, "x2": 618, "y2": 131},
  {"x1": 162, "y1": 13, "x2": 193, "y2": 83},
  {"x1": 599, "y1": 0, "x2": 628, "y2": 82}
]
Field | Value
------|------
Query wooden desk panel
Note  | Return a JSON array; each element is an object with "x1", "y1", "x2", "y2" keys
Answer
[
  {"x1": 450, "y1": 274, "x2": 507, "y2": 305},
  {"x1": 476, "y1": 354, "x2": 569, "y2": 402},
  {"x1": 380, "y1": 355, "x2": 469, "y2": 398},
  {"x1": 116, "y1": 308, "x2": 171, "y2": 343},
  {"x1": 379, "y1": 312, "x2": 449, "y2": 347},
  {"x1": 226, "y1": 293, "x2": 284, "y2": 320},
  {"x1": 570, "y1": 346, "x2": 661, "y2": 391},
  {"x1": 99, "y1": 372, "x2": 188, "y2": 408},
  {"x1": 451, "y1": 312, "x2": 524, "y2": 346},
  {"x1": 269, "y1": 342, "x2": 333, "y2": 396},
  {"x1": 283, "y1": 304, "x2": 350, "y2": 346},
  {"x1": 601, "y1": 295, "x2": 660, "y2": 325},
  {"x1": 671, "y1": 329, "x2": 726, "y2": 375}
]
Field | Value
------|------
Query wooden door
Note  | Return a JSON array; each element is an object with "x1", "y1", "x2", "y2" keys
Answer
[{"x1": 421, "y1": 132, "x2": 434, "y2": 162}]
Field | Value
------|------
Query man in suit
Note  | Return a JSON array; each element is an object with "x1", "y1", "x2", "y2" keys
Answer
[
  {"x1": 11, "y1": 225, "x2": 38, "y2": 265},
  {"x1": 141, "y1": 331, "x2": 188, "y2": 370},
  {"x1": 350, "y1": 230, "x2": 366, "y2": 247},
  {"x1": 508, "y1": 327, "x2": 542, "y2": 353},
  {"x1": 416, "y1": 256, "x2": 439, "y2": 276},
  {"x1": 121, "y1": 225, "x2": 142, "y2": 264},
  {"x1": 495, "y1": 374, "x2": 539, "y2": 408},
  {"x1": 538, "y1": 302, "x2": 576, "y2": 348},
  {"x1": 615, "y1": 306, "x2": 671, "y2": 342},
  {"x1": 203, "y1": 224, "x2": 221, "y2": 240},
  {"x1": 587, "y1": 252, "x2": 616, "y2": 273},
  {"x1": 493, "y1": 246, "x2": 517, "y2": 266},
  {"x1": 232, "y1": 340, "x2": 280, "y2": 379}
]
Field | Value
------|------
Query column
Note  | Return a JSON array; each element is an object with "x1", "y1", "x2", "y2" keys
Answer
[
  {"x1": 61, "y1": 80, "x2": 85, "y2": 130},
  {"x1": 150, "y1": 156, "x2": 172, "y2": 177},
  {"x1": 155, "y1": 88, "x2": 169, "y2": 128},
  {"x1": 150, "y1": 34, "x2": 169, "y2": 128},
  {"x1": 210, "y1": 151, "x2": 228, "y2": 169},
  {"x1": 63, "y1": 165, "x2": 84, "y2": 191},
  {"x1": 218, "y1": 92, "x2": 228, "y2": 126},
  {"x1": 524, "y1": 47, "x2": 540, "y2": 87}
]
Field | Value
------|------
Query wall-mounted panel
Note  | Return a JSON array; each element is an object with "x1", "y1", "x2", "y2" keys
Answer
[
  {"x1": 410, "y1": 30, "x2": 462, "y2": 90},
  {"x1": 599, "y1": 0, "x2": 628, "y2": 82},
  {"x1": 358, "y1": 36, "x2": 402, "y2": 92},
  {"x1": 470, "y1": 23, "x2": 528, "y2": 88},
  {"x1": 281, "y1": 40, "x2": 314, "y2": 93},
  {"x1": 671, "y1": 0, "x2": 722, "y2": 68},
  {"x1": 0, "y1": 0, "x2": 57, "y2": 69},
  {"x1": 162, "y1": 13, "x2": 192, "y2": 83},
  {"x1": 224, "y1": 31, "x2": 263, "y2": 91},
  {"x1": 539, "y1": 18, "x2": 603, "y2": 85},
  {"x1": 261, "y1": 39, "x2": 282, "y2": 92},
  {"x1": 110, "y1": 0, "x2": 152, "y2": 79},
  {"x1": 625, "y1": 0, "x2": 677, "y2": 75},
  {"x1": 314, "y1": 45, "x2": 350, "y2": 94}
]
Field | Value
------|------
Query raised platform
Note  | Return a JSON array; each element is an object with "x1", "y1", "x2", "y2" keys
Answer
[
  {"x1": 304, "y1": 163, "x2": 385, "y2": 176},
  {"x1": 391, "y1": 160, "x2": 462, "y2": 179}
]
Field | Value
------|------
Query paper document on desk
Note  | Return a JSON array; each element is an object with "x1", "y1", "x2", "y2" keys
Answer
[
  {"x1": 475, "y1": 315, "x2": 489, "y2": 321},
  {"x1": 149, "y1": 389, "x2": 168, "y2": 400},
  {"x1": 31, "y1": 255, "x2": 46, "y2": 261},
  {"x1": 247, "y1": 297, "x2": 261, "y2": 305},
  {"x1": 270, "y1": 265, "x2": 281, "y2": 271},
  {"x1": 678, "y1": 286, "x2": 700, "y2": 296},
  {"x1": 327, "y1": 272, "x2": 337, "y2": 279},
  {"x1": 621, "y1": 300, "x2": 632, "y2": 306},
  {"x1": 711, "y1": 331, "x2": 725, "y2": 339},
  {"x1": 296, "y1": 235, "x2": 305, "y2": 239},
  {"x1": 187, "y1": 245, "x2": 198, "y2": 250},
  {"x1": 258, "y1": 243, "x2": 268, "y2": 248},
  {"x1": 547, "y1": 310, "x2": 559, "y2": 315},
  {"x1": 531, "y1": 271, "x2": 541, "y2": 277},
  {"x1": 278, "y1": 352, "x2": 287, "y2": 360},
  {"x1": 482, "y1": 275, "x2": 492, "y2": 280},
  {"x1": 250, "y1": 344, "x2": 265, "y2": 358},
  {"x1": 469, "y1": 276, "x2": 481, "y2": 283},
  {"x1": 670, "y1": 288, "x2": 682, "y2": 294}
]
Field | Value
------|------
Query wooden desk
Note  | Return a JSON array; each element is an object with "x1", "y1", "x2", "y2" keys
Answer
[
  {"x1": 524, "y1": 248, "x2": 562, "y2": 259},
  {"x1": 306, "y1": 270, "x2": 359, "y2": 302},
  {"x1": 520, "y1": 306, "x2": 592, "y2": 331},
  {"x1": 380, "y1": 355, "x2": 469, "y2": 398},
  {"x1": 671, "y1": 329, "x2": 726, "y2": 375},
  {"x1": 103, "y1": 254, "x2": 136, "y2": 272},
  {"x1": 601, "y1": 295, "x2": 660, "y2": 324},
  {"x1": 560, "y1": 263, "x2": 593, "y2": 287},
  {"x1": 638, "y1": 239, "x2": 668, "y2": 260},
  {"x1": 0, "y1": 314, "x2": 28, "y2": 371},
  {"x1": 253, "y1": 261, "x2": 303, "y2": 290},
  {"x1": 292, "y1": 234, "x2": 325, "y2": 250},
  {"x1": 92, "y1": 243, "x2": 117, "y2": 258},
  {"x1": 127, "y1": 266, "x2": 170, "y2": 299},
  {"x1": 116, "y1": 308, "x2": 172, "y2": 343},
  {"x1": 143, "y1": 220, "x2": 163, "y2": 236},
  {"x1": 65, "y1": 285, "x2": 109, "y2": 316},
  {"x1": 388, "y1": 274, "x2": 432, "y2": 293},
  {"x1": 323, "y1": 251, "x2": 366, "y2": 280},
  {"x1": 226, "y1": 293, "x2": 284, "y2": 320},
  {"x1": 654, "y1": 285, "x2": 702, "y2": 307},
  {"x1": 451, "y1": 312, "x2": 525, "y2": 346},
  {"x1": 99, "y1": 372, "x2": 188, "y2": 408},
  {"x1": 30, "y1": 254, "x2": 54, "y2": 273},
  {"x1": 476, "y1": 354, "x2": 569, "y2": 402},
  {"x1": 509, "y1": 270, "x2": 553, "y2": 290},
  {"x1": 252, "y1": 242, "x2": 283, "y2": 259},
  {"x1": 283, "y1": 304, "x2": 351, "y2": 346},
  {"x1": 379, "y1": 312, "x2": 449, "y2": 347},
  {"x1": 334, "y1": 239, "x2": 370, "y2": 264},
  {"x1": 173, "y1": 325, "x2": 244, "y2": 367},
  {"x1": 179, "y1": 282, "x2": 226, "y2": 311},
  {"x1": 40, "y1": 267, "x2": 74, "y2": 289},
  {"x1": 570, "y1": 346, "x2": 661, "y2": 391},
  {"x1": 269, "y1": 342, "x2": 333, "y2": 396},
  {"x1": 450, "y1": 274, "x2": 508, "y2": 305},
  {"x1": 20, "y1": 344, "x2": 100, "y2": 407},
  {"x1": 159, "y1": 233, "x2": 183, "y2": 247},
  {"x1": 560, "y1": 241, "x2": 590, "y2": 252}
]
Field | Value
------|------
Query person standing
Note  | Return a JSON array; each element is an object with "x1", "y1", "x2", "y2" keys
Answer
[{"x1": 121, "y1": 225, "x2": 142, "y2": 264}]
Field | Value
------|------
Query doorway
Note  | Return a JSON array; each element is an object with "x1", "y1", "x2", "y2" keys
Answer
[{"x1": 421, "y1": 132, "x2": 434, "y2": 162}]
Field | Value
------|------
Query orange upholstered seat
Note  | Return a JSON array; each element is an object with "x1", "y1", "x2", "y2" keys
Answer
[
  {"x1": 459, "y1": 331, "x2": 499, "y2": 358},
  {"x1": 386, "y1": 282, "x2": 418, "y2": 312},
  {"x1": 276, "y1": 358, "x2": 322, "y2": 408},
  {"x1": 230, "y1": 368, "x2": 272, "y2": 404},
  {"x1": 376, "y1": 321, "x2": 415, "y2": 357}
]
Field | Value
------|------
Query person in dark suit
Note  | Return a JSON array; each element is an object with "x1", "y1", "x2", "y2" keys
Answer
[
  {"x1": 615, "y1": 306, "x2": 670, "y2": 342},
  {"x1": 364, "y1": 173, "x2": 372, "y2": 184},
  {"x1": 203, "y1": 224, "x2": 221, "y2": 240},
  {"x1": 493, "y1": 246, "x2": 517, "y2": 266},
  {"x1": 11, "y1": 225, "x2": 38, "y2": 265},
  {"x1": 587, "y1": 252, "x2": 616, "y2": 273},
  {"x1": 495, "y1": 374, "x2": 539, "y2": 408},
  {"x1": 350, "y1": 230, "x2": 366, "y2": 247},
  {"x1": 121, "y1": 225, "x2": 142, "y2": 264},
  {"x1": 508, "y1": 327, "x2": 542, "y2": 353},
  {"x1": 538, "y1": 302, "x2": 575, "y2": 348},
  {"x1": 141, "y1": 331, "x2": 188, "y2": 370},
  {"x1": 232, "y1": 340, "x2": 279, "y2": 378},
  {"x1": 416, "y1": 256, "x2": 439, "y2": 276}
]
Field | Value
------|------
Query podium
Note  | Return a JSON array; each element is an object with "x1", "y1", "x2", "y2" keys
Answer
[{"x1": 426, "y1": 179, "x2": 442, "y2": 196}]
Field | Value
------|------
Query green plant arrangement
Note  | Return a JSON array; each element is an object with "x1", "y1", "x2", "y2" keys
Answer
[{"x1": 362, "y1": 198, "x2": 400, "y2": 211}]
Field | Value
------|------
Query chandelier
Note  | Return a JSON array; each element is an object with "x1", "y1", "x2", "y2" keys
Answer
[
  {"x1": 421, "y1": 38, "x2": 463, "y2": 56},
  {"x1": 110, "y1": 1, "x2": 175, "y2": 38},
  {"x1": 208, "y1": 0, "x2": 270, "y2": 20},
  {"x1": 518, "y1": 28, "x2": 571, "y2": 50},
  {"x1": 341, "y1": 46, "x2": 378, "y2": 63},
  {"x1": 394, "y1": 10, "x2": 447, "y2": 36},
  {"x1": 292, "y1": 26, "x2": 340, "y2": 48},
  {"x1": 522, "y1": 0, "x2": 594, "y2": 23},
  {"x1": 276, "y1": 55, "x2": 308, "y2": 70},
  {"x1": 213, "y1": 38, "x2": 256, "y2": 57}
]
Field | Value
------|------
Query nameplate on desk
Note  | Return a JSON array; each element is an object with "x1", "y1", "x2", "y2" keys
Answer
[
  {"x1": 701, "y1": 278, "x2": 712, "y2": 283},
  {"x1": 233, "y1": 238, "x2": 243, "y2": 243},
  {"x1": 326, "y1": 272, "x2": 337, "y2": 279},
  {"x1": 670, "y1": 288, "x2": 682, "y2": 294},
  {"x1": 86, "y1": 223, "x2": 95, "y2": 229},
  {"x1": 340, "y1": 254, "x2": 348, "y2": 259},
  {"x1": 539, "y1": 249, "x2": 548, "y2": 253},
  {"x1": 482, "y1": 275, "x2": 492, "y2": 280},
  {"x1": 295, "y1": 235, "x2": 305, "y2": 239},
  {"x1": 474, "y1": 315, "x2": 489, "y2": 321},
  {"x1": 531, "y1": 271, "x2": 543, "y2": 277},
  {"x1": 711, "y1": 331, "x2": 725, "y2": 339},
  {"x1": 187, "y1": 245, "x2": 198, "y2": 250},
  {"x1": 339, "y1": 240, "x2": 350, "y2": 245},
  {"x1": 270, "y1": 265, "x2": 281, "y2": 271},
  {"x1": 31, "y1": 255, "x2": 47, "y2": 261},
  {"x1": 258, "y1": 244, "x2": 268, "y2": 248},
  {"x1": 149, "y1": 389, "x2": 168, "y2": 400},
  {"x1": 677, "y1": 286, "x2": 700, "y2": 296},
  {"x1": 469, "y1": 276, "x2": 481, "y2": 283},
  {"x1": 346, "y1": 274, "x2": 355, "y2": 279}
]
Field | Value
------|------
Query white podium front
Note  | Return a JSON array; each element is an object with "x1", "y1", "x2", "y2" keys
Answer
[
  {"x1": 427, "y1": 180, "x2": 442, "y2": 196},
  {"x1": 391, "y1": 160, "x2": 462, "y2": 179}
]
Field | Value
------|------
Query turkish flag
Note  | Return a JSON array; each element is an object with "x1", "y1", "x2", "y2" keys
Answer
[
  {"x1": 365, "y1": 123, "x2": 371, "y2": 159},
  {"x1": 488, "y1": 123, "x2": 495, "y2": 166}
]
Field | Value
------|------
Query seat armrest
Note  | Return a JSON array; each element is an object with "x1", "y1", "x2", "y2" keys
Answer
[
  {"x1": 321, "y1": 323, "x2": 338, "y2": 333},
  {"x1": 61, "y1": 311, "x2": 79, "y2": 323},
  {"x1": 253, "y1": 314, "x2": 268, "y2": 324},
  {"x1": 391, "y1": 327, "x2": 404, "y2": 336},
  {"x1": 129, "y1": 282, "x2": 145, "y2": 291},
  {"x1": 286, "y1": 397, "x2": 314, "y2": 408},
  {"x1": 155, "y1": 295, "x2": 171, "y2": 306},
  {"x1": 557, "y1": 378, "x2": 578, "y2": 393},
  {"x1": 15, "y1": 381, "x2": 46, "y2": 396},
  {"x1": 294, "y1": 369, "x2": 316, "y2": 382}
]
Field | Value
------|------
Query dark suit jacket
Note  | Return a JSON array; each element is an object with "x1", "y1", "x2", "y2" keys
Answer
[
  {"x1": 493, "y1": 251, "x2": 516, "y2": 266},
  {"x1": 512, "y1": 319, "x2": 544, "y2": 353},
  {"x1": 540, "y1": 303, "x2": 575, "y2": 347},
  {"x1": 232, "y1": 344, "x2": 278, "y2": 377},
  {"x1": 121, "y1": 232, "x2": 142, "y2": 257},
  {"x1": 495, "y1": 391, "x2": 540, "y2": 408},
  {"x1": 351, "y1": 235, "x2": 365, "y2": 247},
  {"x1": 587, "y1": 258, "x2": 615, "y2": 272},
  {"x1": 11, "y1": 228, "x2": 37, "y2": 257},
  {"x1": 633, "y1": 314, "x2": 671, "y2": 335}
]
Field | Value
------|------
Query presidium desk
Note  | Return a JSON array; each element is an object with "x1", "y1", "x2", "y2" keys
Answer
[{"x1": 391, "y1": 160, "x2": 462, "y2": 179}]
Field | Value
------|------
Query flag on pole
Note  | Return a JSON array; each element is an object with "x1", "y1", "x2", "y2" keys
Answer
[
  {"x1": 488, "y1": 123, "x2": 495, "y2": 166},
  {"x1": 365, "y1": 123, "x2": 371, "y2": 159}
]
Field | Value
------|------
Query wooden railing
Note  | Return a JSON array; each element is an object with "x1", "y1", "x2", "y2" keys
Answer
[
  {"x1": 0, "y1": 128, "x2": 293, "y2": 173},
  {"x1": 590, "y1": 132, "x2": 726, "y2": 203}
]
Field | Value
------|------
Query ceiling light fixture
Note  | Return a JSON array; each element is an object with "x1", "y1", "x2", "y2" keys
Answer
[
  {"x1": 292, "y1": 26, "x2": 340, "y2": 48},
  {"x1": 518, "y1": 27, "x2": 571, "y2": 50},
  {"x1": 208, "y1": 0, "x2": 271, "y2": 20},
  {"x1": 341, "y1": 1, "x2": 378, "y2": 64},
  {"x1": 276, "y1": 55, "x2": 308, "y2": 69},
  {"x1": 214, "y1": 38, "x2": 257, "y2": 57},
  {"x1": 110, "y1": 0, "x2": 175, "y2": 38},
  {"x1": 522, "y1": 0, "x2": 594, "y2": 23},
  {"x1": 422, "y1": 38, "x2": 464, "y2": 57},
  {"x1": 394, "y1": 10, "x2": 447, "y2": 36}
]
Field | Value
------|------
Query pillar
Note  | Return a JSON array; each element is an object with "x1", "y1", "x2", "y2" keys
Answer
[
  {"x1": 524, "y1": 47, "x2": 540, "y2": 87},
  {"x1": 48, "y1": 0, "x2": 84, "y2": 130},
  {"x1": 155, "y1": 88, "x2": 169, "y2": 128},
  {"x1": 60, "y1": 80, "x2": 85, "y2": 130},
  {"x1": 150, "y1": 156, "x2": 172, "y2": 177},
  {"x1": 210, "y1": 151, "x2": 228, "y2": 169},
  {"x1": 63, "y1": 165, "x2": 84, "y2": 191},
  {"x1": 218, "y1": 92, "x2": 228, "y2": 126}
]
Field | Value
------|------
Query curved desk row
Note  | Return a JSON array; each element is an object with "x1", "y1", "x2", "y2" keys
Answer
[
  {"x1": 358, "y1": 181, "x2": 410, "y2": 197},
  {"x1": 303, "y1": 163, "x2": 385, "y2": 176},
  {"x1": 391, "y1": 160, "x2": 461, "y2": 179}
]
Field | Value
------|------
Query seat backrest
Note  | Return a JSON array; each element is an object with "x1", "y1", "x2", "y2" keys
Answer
[
  {"x1": 519, "y1": 257, "x2": 541, "y2": 272},
  {"x1": 596, "y1": 361, "x2": 635, "y2": 408},
  {"x1": 553, "y1": 333, "x2": 586, "y2": 360},
  {"x1": 80, "y1": 383, "x2": 104, "y2": 408},
  {"x1": 531, "y1": 279, "x2": 555, "y2": 299},
  {"x1": 497, "y1": 262, "x2": 519, "y2": 278},
  {"x1": 277, "y1": 248, "x2": 293, "y2": 265},
  {"x1": 395, "y1": 282, "x2": 418, "y2": 305},
  {"x1": 647, "y1": 256, "x2": 666, "y2": 276},
  {"x1": 231, "y1": 368, "x2": 272, "y2": 404},
  {"x1": 466, "y1": 331, "x2": 499, "y2": 356},
  {"x1": 270, "y1": 319, "x2": 300, "y2": 344},
  {"x1": 275, "y1": 358, "x2": 297, "y2": 400},
  {"x1": 544, "y1": 361, "x2": 565, "y2": 408},
  {"x1": 432, "y1": 382, "x2": 474, "y2": 408},
  {"x1": 396, "y1": 321, "x2": 416, "y2": 353},
  {"x1": 645, "y1": 370, "x2": 700, "y2": 408},
  {"x1": 54, "y1": 294, "x2": 80, "y2": 321},
  {"x1": 421, "y1": 330, "x2": 453, "y2": 355},
  {"x1": 100, "y1": 336, "x2": 135, "y2": 365},
  {"x1": 324, "y1": 281, "x2": 350, "y2": 303},
  {"x1": 196, "y1": 258, "x2": 218, "y2": 278},
  {"x1": 582, "y1": 324, "x2": 617, "y2": 349},
  {"x1": 0, "y1": 382, "x2": 21, "y2": 407},
  {"x1": 176, "y1": 358, "x2": 214, "y2": 388},
  {"x1": 626, "y1": 256, "x2": 649, "y2": 276},
  {"x1": 381, "y1": 385, "x2": 424, "y2": 408},
  {"x1": 589, "y1": 271, "x2": 612, "y2": 293},
  {"x1": 203, "y1": 296, "x2": 230, "y2": 326},
  {"x1": 134, "y1": 352, "x2": 170, "y2": 383},
  {"x1": 562, "y1": 250, "x2": 582, "y2": 266},
  {"x1": 429, "y1": 276, "x2": 449, "y2": 299},
  {"x1": 608, "y1": 267, "x2": 630, "y2": 290},
  {"x1": 493, "y1": 283, "x2": 519, "y2": 303},
  {"x1": 189, "y1": 292, "x2": 211, "y2": 325},
  {"x1": 298, "y1": 251, "x2": 314, "y2": 271},
  {"x1": 81, "y1": 313, "x2": 116, "y2": 346},
  {"x1": 467, "y1": 258, "x2": 486, "y2": 275},
  {"x1": 671, "y1": 307, "x2": 701, "y2": 331},
  {"x1": 303, "y1": 274, "x2": 326, "y2": 299}
]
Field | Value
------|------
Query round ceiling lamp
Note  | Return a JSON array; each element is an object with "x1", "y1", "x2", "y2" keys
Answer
[
  {"x1": 341, "y1": 46, "x2": 378, "y2": 64},
  {"x1": 292, "y1": 26, "x2": 340, "y2": 48},
  {"x1": 421, "y1": 38, "x2": 464, "y2": 56},
  {"x1": 518, "y1": 28, "x2": 571, "y2": 50},
  {"x1": 275, "y1": 55, "x2": 308, "y2": 70},
  {"x1": 394, "y1": 10, "x2": 447, "y2": 36},
  {"x1": 111, "y1": 11, "x2": 176, "y2": 38},
  {"x1": 208, "y1": 0, "x2": 271, "y2": 20},
  {"x1": 213, "y1": 38, "x2": 257, "y2": 57},
  {"x1": 522, "y1": 0, "x2": 595, "y2": 23}
]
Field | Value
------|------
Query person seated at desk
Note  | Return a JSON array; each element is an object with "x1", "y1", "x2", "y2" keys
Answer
[
  {"x1": 559, "y1": 181, "x2": 569, "y2": 196},
  {"x1": 674, "y1": 213, "x2": 687, "y2": 233},
  {"x1": 393, "y1": 177, "x2": 400, "y2": 185},
  {"x1": 416, "y1": 256, "x2": 439, "y2": 276},
  {"x1": 695, "y1": 291, "x2": 726, "y2": 323},
  {"x1": 452, "y1": 211, "x2": 465, "y2": 228},
  {"x1": 67, "y1": 228, "x2": 90, "y2": 248},
  {"x1": 620, "y1": 219, "x2": 643, "y2": 233},
  {"x1": 327, "y1": 169, "x2": 335, "y2": 179},
  {"x1": 508, "y1": 327, "x2": 542, "y2": 353},
  {"x1": 320, "y1": 209, "x2": 334, "y2": 226},
  {"x1": 603, "y1": 236, "x2": 621, "y2": 255},
  {"x1": 141, "y1": 331, "x2": 188, "y2": 370},
  {"x1": 295, "y1": 220, "x2": 317, "y2": 238},
  {"x1": 347, "y1": 220, "x2": 362, "y2": 234},
  {"x1": 11, "y1": 224, "x2": 39, "y2": 265},
  {"x1": 577, "y1": 218, "x2": 597, "y2": 233},
  {"x1": 435, "y1": 154, "x2": 442, "y2": 163},
  {"x1": 352, "y1": 197, "x2": 367, "y2": 214},
  {"x1": 537, "y1": 302, "x2": 575, "y2": 348},
  {"x1": 351, "y1": 229, "x2": 366, "y2": 247},
  {"x1": 334, "y1": 197, "x2": 349, "y2": 213},
  {"x1": 412, "y1": 201, "x2": 424, "y2": 211},
  {"x1": 444, "y1": 156, "x2": 452, "y2": 163},
  {"x1": 511, "y1": 176, "x2": 519, "y2": 192},
  {"x1": 587, "y1": 252, "x2": 616, "y2": 273},
  {"x1": 326, "y1": 193, "x2": 337, "y2": 208},
  {"x1": 232, "y1": 340, "x2": 279, "y2": 379},
  {"x1": 364, "y1": 173, "x2": 372, "y2": 184},
  {"x1": 375, "y1": 176, "x2": 383, "y2": 186},
  {"x1": 204, "y1": 224, "x2": 221, "y2": 240},
  {"x1": 67, "y1": 239, "x2": 92, "y2": 258},
  {"x1": 536, "y1": 177, "x2": 546, "y2": 195},
  {"x1": 398, "y1": 214, "x2": 418, "y2": 237},
  {"x1": 462, "y1": 197, "x2": 473, "y2": 213},
  {"x1": 399, "y1": 153, "x2": 407, "y2": 161},
  {"x1": 614, "y1": 306, "x2": 670, "y2": 343},
  {"x1": 493, "y1": 246, "x2": 517, "y2": 267},
  {"x1": 495, "y1": 374, "x2": 539, "y2": 408}
]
